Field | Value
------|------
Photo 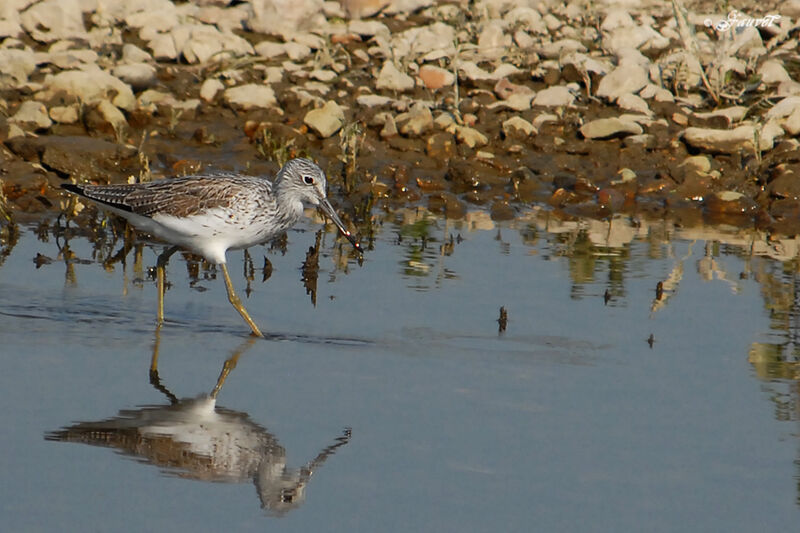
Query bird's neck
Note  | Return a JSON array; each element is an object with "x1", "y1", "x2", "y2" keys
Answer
[{"x1": 273, "y1": 178, "x2": 304, "y2": 227}]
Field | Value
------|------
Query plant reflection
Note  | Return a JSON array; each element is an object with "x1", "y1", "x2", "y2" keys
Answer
[{"x1": 45, "y1": 330, "x2": 352, "y2": 516}]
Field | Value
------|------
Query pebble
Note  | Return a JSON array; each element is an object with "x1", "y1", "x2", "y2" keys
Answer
[
  {"x1": 112, "y1": 63, "x2": 157, "y2": 90},
  {"x1": 223, "y1": 84, "x2": 277, "y2": 109},
  {"x1": 303, "y1": 100, "x2": 345, "y2": 138},
  {"x1": 617, "y1": 93, "x2": 650, "y2": 115},
  {"x1": 682, "y1": 125, "x2": 766, "y2": 154},
  {"x1": 0, "y1": 49, "x2": 37, "y2": 84},
  {"x1": 705, "y1": 191, "x2": 758, "y2": 215},
  {"x1": 200, "y1": 78, "x2": 224, "y2": 102},
  {"x1": 40, "y1": 69, "x2": 136, "y2": 111},
  {"x1": 532, "y1": 86, "x2": 574, "y2": 107},
  {"x1": 95, "y1": 99, "x2": 128, "y2": 132},
  {"x1": 418, "y1": 65, "x2": 454, "y2": 90},
  {"x1": 455, "y1": 126, "x2": 488, "y2": 148},
  {"x1": 376, "y1": 61, "x2": 415, "y2": 92},
  {"x1": 246, "y1": 0, "x2": 326, "y2": 35},
  {"x1": 692, "y1": 107, "x2": 747, "y2": 126},
  {"x1": 356, "y1": 94, "x2": 395, "y2": 108},
  {"x1": 397, "y1": 104, "x2": 433, "y2": 137},
  {"x1": 502, "y1": 117, "x2": 536, "y2": 138},
  {"x1": 121, "y1": 43, "x2": 153, "y2": 64},
  {"x1": 458, "y1": 61, "x2": 522, "y2": 82},
  {"x1": 19, "y1": 0, "x2": 86, "y2": 42},
  {"x1": 758, "y1": 60, "x2": 791, "y2": 85},
  {"x1": 596, "y1": 64, "x2": 648, "y2": 100},
  {"x1": 580, "y1": 117, "x2": 643, "y2": 139},
  {"x1": 49, "y1": 105, "x2": 79, "y2": 124},
  {"x1": 9, "y1": 101, "x2": 52, "y2": 130}
]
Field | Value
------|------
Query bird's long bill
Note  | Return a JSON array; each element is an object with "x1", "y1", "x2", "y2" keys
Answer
[{"x1": 319, "y1": 198, "x2": 362, "y2": 252}]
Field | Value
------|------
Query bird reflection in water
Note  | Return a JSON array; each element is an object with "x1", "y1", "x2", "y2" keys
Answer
[{"x1": 45, "y1": 328, "x2": 352, "y2": 515}]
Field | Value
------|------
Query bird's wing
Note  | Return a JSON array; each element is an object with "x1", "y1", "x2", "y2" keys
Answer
[{"x1": 64, "y1": 175, "x2": 270, "y2": 218}]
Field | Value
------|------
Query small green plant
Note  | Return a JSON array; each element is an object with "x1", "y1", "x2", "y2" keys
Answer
[
  {"x1": 338, "y1": 121, "x2": 364, "y2": 187},
  {"x1": 255, "y1": 128, "x2": 296, "y2": 166}
]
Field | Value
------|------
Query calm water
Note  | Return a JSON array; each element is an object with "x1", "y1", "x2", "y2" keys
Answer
[{"x1": 1, "y1": 207, "x2": 799, "y2": 531}]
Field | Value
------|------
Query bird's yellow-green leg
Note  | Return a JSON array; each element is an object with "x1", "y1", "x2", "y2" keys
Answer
[
  {"x1": 220, "y1": 262, "x2": 264, "y2": 338},
  {"x1": 210, "y1": 337, "x2": 257, "y2": 399},
  {"x1": 156, "y1": 246, "x2": 180, "y2": 326}
]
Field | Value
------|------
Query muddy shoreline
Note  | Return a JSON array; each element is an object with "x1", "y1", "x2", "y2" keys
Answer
[{"x1": 1, "y1": 0, "x2": 799, "y2": 237}]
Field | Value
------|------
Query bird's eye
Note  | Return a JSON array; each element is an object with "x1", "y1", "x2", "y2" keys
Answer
[{"x1": 303, "y1": 175, "x2": 315, "y2": 185}]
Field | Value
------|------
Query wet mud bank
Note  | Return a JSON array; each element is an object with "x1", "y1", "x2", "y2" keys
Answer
[{"x1": 0, "y1": 0, "x2": 799, "y2": 237}]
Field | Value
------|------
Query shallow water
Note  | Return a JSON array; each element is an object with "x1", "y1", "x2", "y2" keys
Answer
[{"x1": 1, "y1": 208, "x2": 800, "y2": 532}]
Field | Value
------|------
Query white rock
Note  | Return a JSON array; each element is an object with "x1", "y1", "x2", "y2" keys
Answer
[
  {"x1": 504, "y1": 7, "x2": 546, "y2": 34},
  {"x1": 19, "y1": 0, "x2": 86, "y2": 42},
  {"x1": 6, "y1": 123, "x2": 25, "y2": 139},
  {"x1": 513, "y1": 30, "x2": 535, "y2": 49},
  {"x1": 379, "y1": 113, "x2": 397, "y2": 138},
  {"x1": 195, "y1": 4, "x2": 249, "y2": 33},
  {"x1": 616, "y1": 47, "x2": 650, "y2": 67},
  {"x1": 458, "y1": 61, "x2": 522, "y2": 81},
  {"x1": 693, "y1": 107, "x2": 747, "y2": 125},
  {"x1": 310, "y1": 69, "x2": 337, "y2": 82},
  {"x1": 502, "y1": 116, "x2": 536, "y2": 137},
  {"x1": 254, "y1": 41, "x2": 284, "y2": 59},
  {"x1": 537, "y1": 38, "x2": 587, "y2": 59},
  {"x1": 580, "y1": 117, "x2": 643, "y2": 139},
  {"x1": 533, "y1": 113, "x2": 559, "y2": 129},
  {"x1": 477, "y1": 21, "x2": 510, "y2": 60},
  {"x1": 9, "y1": 100, "x2": 52, "y2": 129},
  {"x1": 223, "y1": 84, "x2": 277, "y2": 109},
  {"x1": 96, "y1": 99, "x2": 128, "y2": 132},
  {"x1": 784, "y1": 106, "x2": 800, "y2": 136},
  {"x1": 605, "y1": 26, "x2": 669, "y2": 56},
  {"x1": 543, "y1": 13, "x2": 561, "y2": 32},
  {"x1": 777, "y1": 80, "x2": 800, "y2": 97},
  {"x1": 121, "y1": 43, "x2": 153, "y2": 64},
  {"x1": 596, "y1": 64, "x2": 648, "y2": 101},
  {"x1": 200, "y1": 78, "x2": 224, "y2": 102},
  {"x1": 766, "y1": 96, "x2": 800, "y2": 120},
  {"x1": 284, "y1": 42, "x2": 311, "y2": 61},
  {"x1": 246, "y1": 0, "x2": 325, "y2": 35},
  {"x1": 0, "y1": 48, "x2": 37, "y2": 84},
  {"x1": 376, "y1": 61, "x2": 415, "y2": 92},
  {"x1": 600, "y1": 9, "x2": 634, "y2": 31},
  {"x1": 434, "y1": 112, "x2": 456, "y2": 131},
  {"x1": 639, "y1": 84, "x2": 673, "y2": 102},
  {"x1": 390, "y1": 22, "x2": 456, "y2": 59},
  {"x1": 49, "y1": 104, "x2": 79, "y2": 124},
  {"x1": 148, "y1": 33, "x2": 178, "y2": 61},
  {"x1": 356, "y1": 94, "x2": 395, "y2": 107},
  {"x1": 759, "y1": 60, "x2": 791, "y2": 85},
  {"x1": 303, "y1": 81, "x2": 330, "y2": 94},
  {"x1": 112, "y1": 63, "x2": 157, "y2": 91},
  {"x1": 617, "y1": 93, "x2": 650, "y2": 114},
  {"x1": 560, "y1": 52, "x2": 609, "y2": 76},
  {"x1": 532, "y1": 86, "x2": 575, "y2": 107},
  {"x1": 341, "y1": 0, "x2": 391, "y2": 19},
  {"x1": 348, "y1": 20, "x2": 390, "y2": 38},
  {"x1": 40, "y1": 70, "x2": 136, "y2": 111},
  {"x1": 179, "y1": 25, "x2": 254, "y2": 64},
  {"x1": 683, "y1": 125, "x2": 775, "y2": 153},
  {"x1": 264, "y1": 66, "x2": 283, "y2": 83},
  {"x1": 397, "y1": 104, "x2": 433, "y2": 137},
  {"x1": 137, "y1": 89, "x2": 177, "y2": 109},
  {"x1": 126, "y1": 4, "x2": 179, "y2": 33},
  {"x1": 303, "y1": 100, "x2": 345, "y2": 138},
  {"x1": 455, "y1": 126, "x2": 488, "y2": 148}
]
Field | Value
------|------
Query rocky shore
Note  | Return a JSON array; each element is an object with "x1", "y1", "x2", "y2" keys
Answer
[{"x1": 1, "y1": 0, "x2": 799, "y2": 234}]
